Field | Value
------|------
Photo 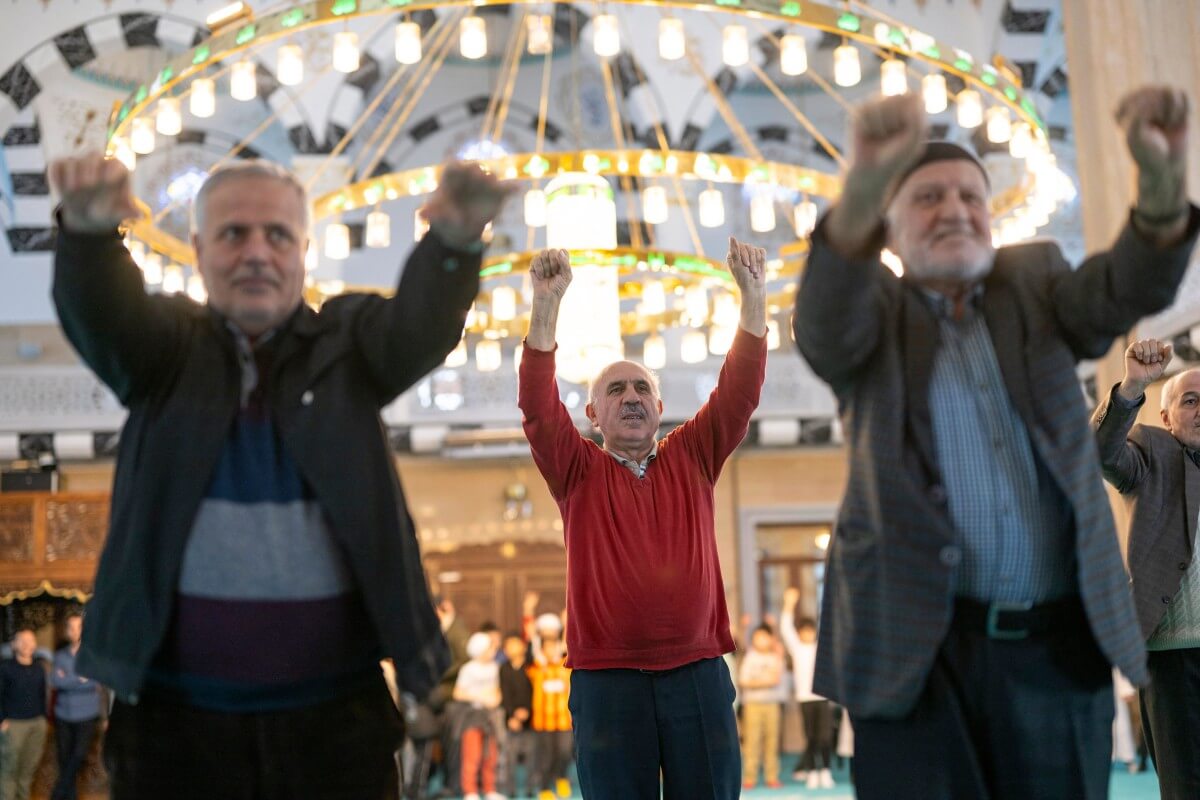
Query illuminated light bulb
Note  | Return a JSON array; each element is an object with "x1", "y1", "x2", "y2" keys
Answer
[
  {"x1": 833, "y1": 44, "x2": 861, "y2": 87},
  {"x1": 325, "y1": 222, "x2": 350, "y2": 260},
  {"x1": 475, "y1": 339, "x2": 501, "y2": 372},
  {"x1": 641, "y1": 281, "x2": 666, "y2": 315},
  {"x1": 986, "y1": 106, "x2": 1011, "y2": 143},
  {"x1": 642, "y1": 186, "x2": 668, "y2": 225},
  {"x1": 722, "y1": 25, "x2": 749, "y2": 67},
  {"x1": 698, "y1": 188, "x2": 725, "y2": 228},
  {"x1": 460, "y1": 17, "x2": 487, "y2": 60},
  {"x1": 712, "y1": 292, "x2": 738, "y2": 326},
  {"x1": 187, "y1": 274, "x2": 208, "y2": 303},
  {"x1": 277, "y1": 43, "x2": 304, "y2": 86},
  {"x1": 161, "y1": 265, "x2": 185, "y2": 294},
  {"x1": 142, "y1": 252, "x2": 163, "y2": 284},
  {"x1": 750, "y1": 193, "x2": 776, "y2": 233},
  {"x1": 643, "y1": 333, "x2": 666, "y2": 369},
  {"x1": 658, "y1": 18, "x2": 685, "y2": 61},
  {"x1": 333, "y1": 31, "x2": 360, "y2": 73},
  {"x1": 593, "y1": 14, "x2": 619, "y2": 57},
  {"x1": 873, "y1": 22, "x2": 891, "y2": 45},
  {"x1": 880, "y1": 59, "x2": 907, "y2": 96},
  {"x1": 1009, "y1": 121, "x2": 1033, "y2": 158},
  {"x1": 491, "y1": 286, "x2": 517, "y2": 321},
  {"x1": 414, "y1": 209, "x2": 431, "y2": 240},
  {"x1": 231, "y1": 59, "x2": 257, "y2": 101},
  {"x1": 110, "y1": 136, "x2": 136, "y2": 171},
  {"x1": 513, "y1": 343, "x2": 523, "y2": 373},
  {"x1": 681, "y1": 330, "x2": 707, "y2": 363},
  {"x1": 155, "y1": 97, "x2": 182, "y2": 136},
  {"x1": 922, "y1": 73, "x2": 947, "y2": 114},
  {"x1": 305, "y1": 240, "x2": 318, "y2": 272},
  {"x1": 130, "y1": 117, "x2": 155, "y2": 155},
  {"x1": 395, "y1": 21, "x2": 421, "y2": 64},
  {"x1": 524, "y1": 188, "x2": 546, "y2": 227},
  {"x1": 956, "y1": 89, "x2": 983, "y2": 128},
  {"x1": 780, "y1": 34, "x2": 807, "y2": 76},
  {"x1": 445, "y1": 338, "x2": 468, "y2": 367},
  {"x1": 365, "y1": 210, "x2": 391, "y2": 248},
  {"x1": 190, "y1": 78, "x2": 216, "y2": 118},
  {"x1": 526, "y1": 15, "x2": 553, "y2": 55},
  {"x1": 767, "y1": 319, "x2": 781, "y2": 350},
  {"x1": 793, "y1": 199, "x2": 818, "y2": 237}
]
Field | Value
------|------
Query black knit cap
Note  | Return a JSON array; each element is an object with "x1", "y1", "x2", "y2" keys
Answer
[{"x1": 884, "y1": 141, "x2": 990, "y2": 207}]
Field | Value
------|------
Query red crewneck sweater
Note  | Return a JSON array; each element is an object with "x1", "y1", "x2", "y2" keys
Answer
[{"x1": 519, "y1": 328, "x2": 767, "y2": 671}]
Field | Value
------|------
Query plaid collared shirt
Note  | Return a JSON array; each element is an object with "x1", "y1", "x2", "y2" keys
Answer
[{"x1": 923, "y1": 288, "x2": 1076, "y2": 604}]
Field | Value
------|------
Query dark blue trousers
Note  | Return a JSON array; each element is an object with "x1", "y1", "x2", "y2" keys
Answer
[{"x1": 568, "y1": 656, "x2": 740, "y2": 800}]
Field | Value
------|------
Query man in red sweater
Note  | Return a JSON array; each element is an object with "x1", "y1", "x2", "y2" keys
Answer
[{"x1": 518, "y1": 238, "x2": 767, "y2": 799}]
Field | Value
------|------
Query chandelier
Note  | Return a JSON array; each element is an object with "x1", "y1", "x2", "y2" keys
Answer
[{"x1": 104, "y1": 0, "x2": 1075, "y2": 384}]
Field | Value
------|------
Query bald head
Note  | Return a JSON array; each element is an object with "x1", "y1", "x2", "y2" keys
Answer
[
  {"x1": 1160, "y1": 368, "x2": 1200, "y2": 451},
  {"x1": 1161, "y1": 368, "x2": 1200, "y2": 411},
  {"x1": 589, "y1": 361, "x2": 660, "y2": 406}
]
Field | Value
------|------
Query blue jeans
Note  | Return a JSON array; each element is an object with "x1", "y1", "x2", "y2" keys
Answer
[{"x1": 568, "y1": 657, "x2": 740, "y2": 800}]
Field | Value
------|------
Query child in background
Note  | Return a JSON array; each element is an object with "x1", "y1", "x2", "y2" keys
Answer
[
  {"x1": 454, "y1": 632, "x2": 506, "y2": 800},
  {"x1": 781, "y1": 587, "x2": 836, "y2": 789},
  {"x1": 739, "y1": 623, "x2": 786, "y2": 789},
  {"x1": 528, "y1": 614, "x2": 573, "y2": 800}
]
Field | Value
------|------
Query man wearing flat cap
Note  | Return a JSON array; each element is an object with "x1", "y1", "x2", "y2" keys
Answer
[{"x1": 793, "y1": 86, "x2": 1198, "y2": 799}]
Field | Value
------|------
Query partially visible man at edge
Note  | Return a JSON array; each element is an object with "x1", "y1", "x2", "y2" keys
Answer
[{"x1": 48, "y1": 152, "x2": 510, "y2": 799}]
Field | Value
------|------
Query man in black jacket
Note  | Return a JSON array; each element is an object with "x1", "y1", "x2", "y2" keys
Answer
[{"x1": 48, "y1": 153, "x2": 509, "y2": 799}]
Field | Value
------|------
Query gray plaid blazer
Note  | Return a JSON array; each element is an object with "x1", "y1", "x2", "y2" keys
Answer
[
  {"x1": 1092, "y1": 388, "x2": 1200, "y2": 639},
  {"x1": 793, "y1": 209, "x2": 1199, "y2": 719}
]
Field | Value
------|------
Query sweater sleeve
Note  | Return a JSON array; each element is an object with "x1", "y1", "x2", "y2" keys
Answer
[
  {"x1": 673, "y1": 327, "x2": 767, "y2": 482},
  {"x1": 518, "y1": 344, "x2": 594, "y2": 500}
]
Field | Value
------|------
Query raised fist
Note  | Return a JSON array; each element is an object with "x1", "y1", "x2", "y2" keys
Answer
[
  {"x1": 1124, "y1": 338, "x2": 1173, "y2": 389},
  {"x1": 530, "y1": 248, "x2": 572, "y2": 301},
  {"x1": 49, "y1": 154, "x2": 140, "y2": 234},
  {"x1": 420, "y1": 161, "x2": 513, "y2": 249},
  {"x1": 846, "y1": 93, "x2": 928, "y2": 200}
]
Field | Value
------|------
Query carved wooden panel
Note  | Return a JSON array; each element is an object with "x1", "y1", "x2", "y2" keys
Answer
[
  {"x1": 0, "y1": 500, "x2": 35, "y2": 562},
  {"x1": 45, "y1": 498, "x2": 109, "y2": 562}
]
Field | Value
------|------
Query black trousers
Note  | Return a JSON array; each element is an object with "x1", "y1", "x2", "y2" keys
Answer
[
  {"x1": 568, "y1": 657, "x2": 740, "y2": 800},
  {"x1": 105, "y1": 676, "x2": 402, "y2": 800},
  {"x1": 852, "y1": 602, "x2": 1113, "y2": 800},
  {"x1": 799, "y1": 700, "x2": 834, "y2": 771},
  {"x1": 1141, "y1": 647, "x2": 1200, "y2": 800},
  {"x1": 51, "y1": 717, "x2": 98, "y2": 800},
  {"x1": 532, "y1": 730, "x2": 573, "y2": 791}
]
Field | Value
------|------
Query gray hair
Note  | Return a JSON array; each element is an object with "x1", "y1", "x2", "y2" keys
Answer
[
  {"x1": 1161, "y1": 368, "x2": 1200, "y2": 411},
  {"x1": 588, "y1": 362, "x2": 662, "y2": 406},
  {"x1": 191, "y1": 159, "x2": 310, "y2": 235}
]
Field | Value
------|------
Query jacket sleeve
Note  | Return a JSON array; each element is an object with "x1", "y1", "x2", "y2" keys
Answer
[
  {"x1": 1091, "y1": 382, "x2": 1151, "y2": 494},
  {"x1": 345, "y1": 231, "x2": 482, "y2": 402},
  {"x1": 673, "y1": 327, "x2": 766, "y2": 482},
  {"x1": 518, "y1": 344, "x2": 593, "y2": 500},
  {"x1": 51, "y1": 222, "x2": 185, "y2": 405},
  {"x1": 793, "y1": 215, "x2": 891, "y2": 393},
  {"x1": 1046, "y1": 206, "x2": 1200, "y2": 360}
]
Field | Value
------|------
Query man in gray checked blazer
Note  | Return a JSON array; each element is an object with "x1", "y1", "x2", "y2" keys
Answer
[
  {"x1": 794, "y1": 87, "x2": 1197, "y2": 800},
  {"x1": 1093, "y1": 338, "x2": 1200, "y2": 800}
]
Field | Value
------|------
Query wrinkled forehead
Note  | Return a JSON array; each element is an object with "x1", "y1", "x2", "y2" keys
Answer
[
  {"x1": 893, "y1": 159, "x2": 991, "y2": 204},
  {"x1": 594, "y1": 361, "x2": 657, "y2": 394},
  {"x1": 203, "y1": 176, "x2": 306, "y2": 226},
  {"x1": 1169, "y1": 370, "x2": 1200, "y2": 404}
]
